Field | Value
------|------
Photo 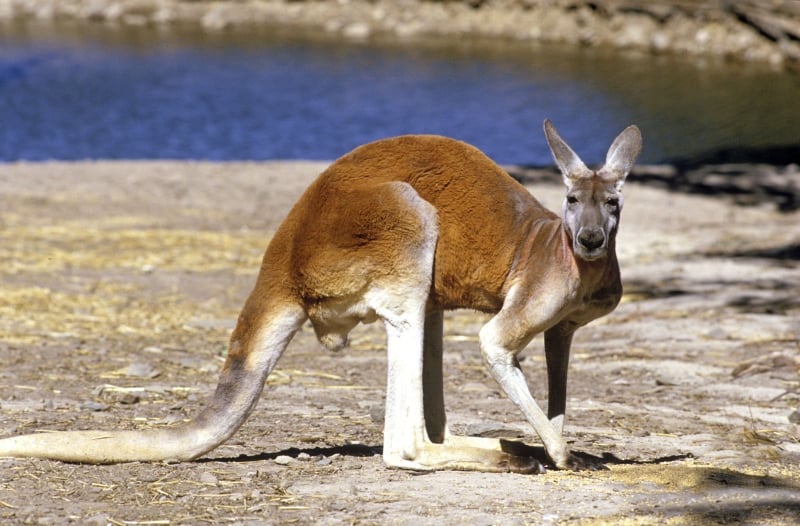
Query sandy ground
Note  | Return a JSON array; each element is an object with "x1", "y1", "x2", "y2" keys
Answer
[{"x1": 0, "y1": 160, "x2": 798, "y2": 525}]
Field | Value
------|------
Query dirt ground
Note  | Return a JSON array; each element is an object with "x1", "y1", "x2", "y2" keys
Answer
[{"x1": 0, "y1": 160, "x2": 798, "y2": 525}]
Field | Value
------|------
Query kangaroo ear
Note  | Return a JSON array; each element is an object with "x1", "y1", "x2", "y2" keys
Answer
[
  {"x1": 601, "y1": 125, "x2": 642, "y2": 190},
  {"x1": 543, "y1": 119, "x2": 589, "y2": 186}
]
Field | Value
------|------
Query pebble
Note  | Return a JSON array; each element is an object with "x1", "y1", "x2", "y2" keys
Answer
[
  {"x1": 80, "y1": 401, "x2": 109, "y2": 412},
  {"x1": 274, "y1": 454, "x2": 294, "y2": 465},
  {"x1": 369, "y1": 405, "x2": 385, "y2": 424},
  {"x1": 84, "y1": 515, "x2": 109, "y2": 526}
]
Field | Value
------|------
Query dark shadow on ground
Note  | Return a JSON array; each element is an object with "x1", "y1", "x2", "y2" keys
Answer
[
  {"x1": 710, "y1": 242, "x2": 800, "y2": 261},
  {"x1": 655, "y1": 466, "x2": 800, "y2": 524},
  {"x1": 206, "y1": 440, "x2": 692, "y2": 473},
  {"x1": 202, "y1": 442, "x2": 381, "y2": 464},
  {"x1": 624, "y1": 275, "x2": 800, "y2": 315},
  {"x1": 498, "y1": 439, "x2": 693, "y2": 470}
]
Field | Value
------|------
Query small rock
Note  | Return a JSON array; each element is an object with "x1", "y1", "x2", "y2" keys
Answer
[
  {"x1": 117, "y1": 392, "x2": 141, "y2": 405},
  {"x1": 104, "y1": 362, "x2": 161, "y2": 379},
  {"x1": 369, "y1": 405, "x2": 385, "y2": 424},
  {"x1": 83, "y1": 514, "x2": 108, "y2": 526},
  {"x1": 789, "y1": 409, "x2": 800, "y2": 424},
  {"x1": 124, "y1": 362, "x2": 161, "y2": 378},
  {"x1": 81, "y1": 401, "x2": 109, "y2": 412},
  {"x1": 274, "y1": 455, "x2": 293, "y2": 465}
]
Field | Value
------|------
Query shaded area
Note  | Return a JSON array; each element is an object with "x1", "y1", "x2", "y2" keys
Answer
[
  {"x1": 206, "y1": 443, "x2": 381, "y2": 464},
  {"x1": 208, "y1": 440, "x2": 694, "y2": 473},
  {"x1": 650, "y1": 466, "x2": 800, "y2": 525},
  {"x1": 726, "y1": 293, "x2": 800, "y2": 316},
  {"x1": 712, "y1": 242, "x2": 800, "y2": 261},
  {"x1": 639, "y1": 144, "x2": 800, "y2": 212},
  {"x1": 622, "y1": 277, "x2": 690, "y2": 302},
  {"x1": 673, "y1": 500, "x2": 800, "y2": 525},
  {"x1": 625, "y1": 275, "x2": 800, "y2": 316}
]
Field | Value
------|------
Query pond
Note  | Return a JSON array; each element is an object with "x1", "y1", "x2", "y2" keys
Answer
[{"x1": 1, "y1": 21, "x2": 798, "y2": 165}]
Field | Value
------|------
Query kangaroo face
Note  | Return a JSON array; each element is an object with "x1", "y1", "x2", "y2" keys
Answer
[
  {"x1": 563, "y1": 175, "x2": 622, "y2": 261},
  {"x1": 543, "y1": 119, "x2": 641, "y2": 263}
]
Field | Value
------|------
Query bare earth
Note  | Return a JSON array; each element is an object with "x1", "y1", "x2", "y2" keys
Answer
[{"x1": 0, "y1": 161, "x2": 798, "y2": 525}]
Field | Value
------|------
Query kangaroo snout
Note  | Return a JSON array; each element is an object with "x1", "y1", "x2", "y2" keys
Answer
[{"x1": 577, "y1": 228, "x2": 605, "y2": 253}]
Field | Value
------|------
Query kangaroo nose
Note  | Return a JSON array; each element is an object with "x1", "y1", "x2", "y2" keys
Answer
[{"x1": 578, "y1": 229, "x2": 605, "y2": 251}]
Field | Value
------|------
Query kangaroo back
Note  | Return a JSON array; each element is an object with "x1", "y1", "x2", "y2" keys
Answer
[{"x1": 288, "y1": 135, "x2": 556, "y2": 312}]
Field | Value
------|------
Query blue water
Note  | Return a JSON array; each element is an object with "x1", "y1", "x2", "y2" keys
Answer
[{"x1": 1, "y1": 24, "x2": 798, "y2": 165}]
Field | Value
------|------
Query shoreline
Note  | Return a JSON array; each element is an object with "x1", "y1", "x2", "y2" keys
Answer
[{"x1": 1, "y1": 1, "x2": 799, "y2": 70}]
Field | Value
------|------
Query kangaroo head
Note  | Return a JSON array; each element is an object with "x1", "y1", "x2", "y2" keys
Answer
[{"x1": 543, "y1": 119, "x2": 642, "y2": 262}]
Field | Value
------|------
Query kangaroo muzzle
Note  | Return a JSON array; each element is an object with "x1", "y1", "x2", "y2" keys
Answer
[{"x1": 576, "y1": 227, "x2": 607, "y2": 259}]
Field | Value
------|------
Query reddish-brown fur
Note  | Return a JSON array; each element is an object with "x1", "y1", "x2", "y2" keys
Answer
[{"x1": 257, "y1": 135, "x2": 551, "y2": 314}]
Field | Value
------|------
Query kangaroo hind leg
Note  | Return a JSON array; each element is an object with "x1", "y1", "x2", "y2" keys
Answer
[
  {"x1": 423, "y1": 310, "x2": 446, "y2": 444},
  {"x1": 368, "y1": 186, "x2": 542, "y2": 474}
]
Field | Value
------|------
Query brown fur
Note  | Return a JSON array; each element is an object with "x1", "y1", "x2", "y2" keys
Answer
[{"x1": 264, "y1": 135, "x2": 550, "y2": 313}]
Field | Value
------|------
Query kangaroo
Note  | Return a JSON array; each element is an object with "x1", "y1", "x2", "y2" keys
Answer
[{"x1": 0, "y1": 120, "x2": 641, "y2": 472}]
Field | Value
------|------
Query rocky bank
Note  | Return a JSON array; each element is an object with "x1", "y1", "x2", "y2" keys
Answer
[{"x1": 1, "y1": 0, "x2": 800, "y2": 69}]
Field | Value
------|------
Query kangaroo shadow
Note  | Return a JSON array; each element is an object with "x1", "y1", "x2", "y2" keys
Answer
[
  {"x1": 202, "y1": 442, "x2": 381, "y2": 464},
  {"x1": 497, "y1": 439, "x2": 692, "y2": 470},
  {"x1": 205, "y1": 439, "x2": 691, "y2": 471}
]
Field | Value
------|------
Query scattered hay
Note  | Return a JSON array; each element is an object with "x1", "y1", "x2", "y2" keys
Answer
[
  {"x1": 0, "y1": 220, "x2": 267, "y2": 274},
  {"x1": 0, "y1": 219, "x2": 269, "y2": 343},
  {"x1": 0, "y1": 283, "x2": 196, "y2": 342}
]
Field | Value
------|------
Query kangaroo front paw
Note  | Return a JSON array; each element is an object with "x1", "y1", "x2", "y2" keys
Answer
[
  {"x1": 505, "y1": 455, "x2": 546, "y2": 475},
  {"x1": 556, "y1": 452, "x2": 608, "y2": 471}
]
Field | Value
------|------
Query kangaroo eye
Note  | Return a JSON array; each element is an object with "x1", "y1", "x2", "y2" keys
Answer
[
  {"x1": 566, "y1": 195, "x2": 579, "y2": 205},
  {"x1": 606, "y1": 197, "x2": 619, "y2": 208}
]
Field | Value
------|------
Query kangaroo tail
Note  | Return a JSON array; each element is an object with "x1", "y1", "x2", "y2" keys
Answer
[{"x1": 0, "y1": 304, "x2": 306, "y2": 464}]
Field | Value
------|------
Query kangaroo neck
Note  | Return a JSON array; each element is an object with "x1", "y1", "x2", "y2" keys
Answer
[{"x1": 562, "y1": 224, "x2": 620, "y2": 288}]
